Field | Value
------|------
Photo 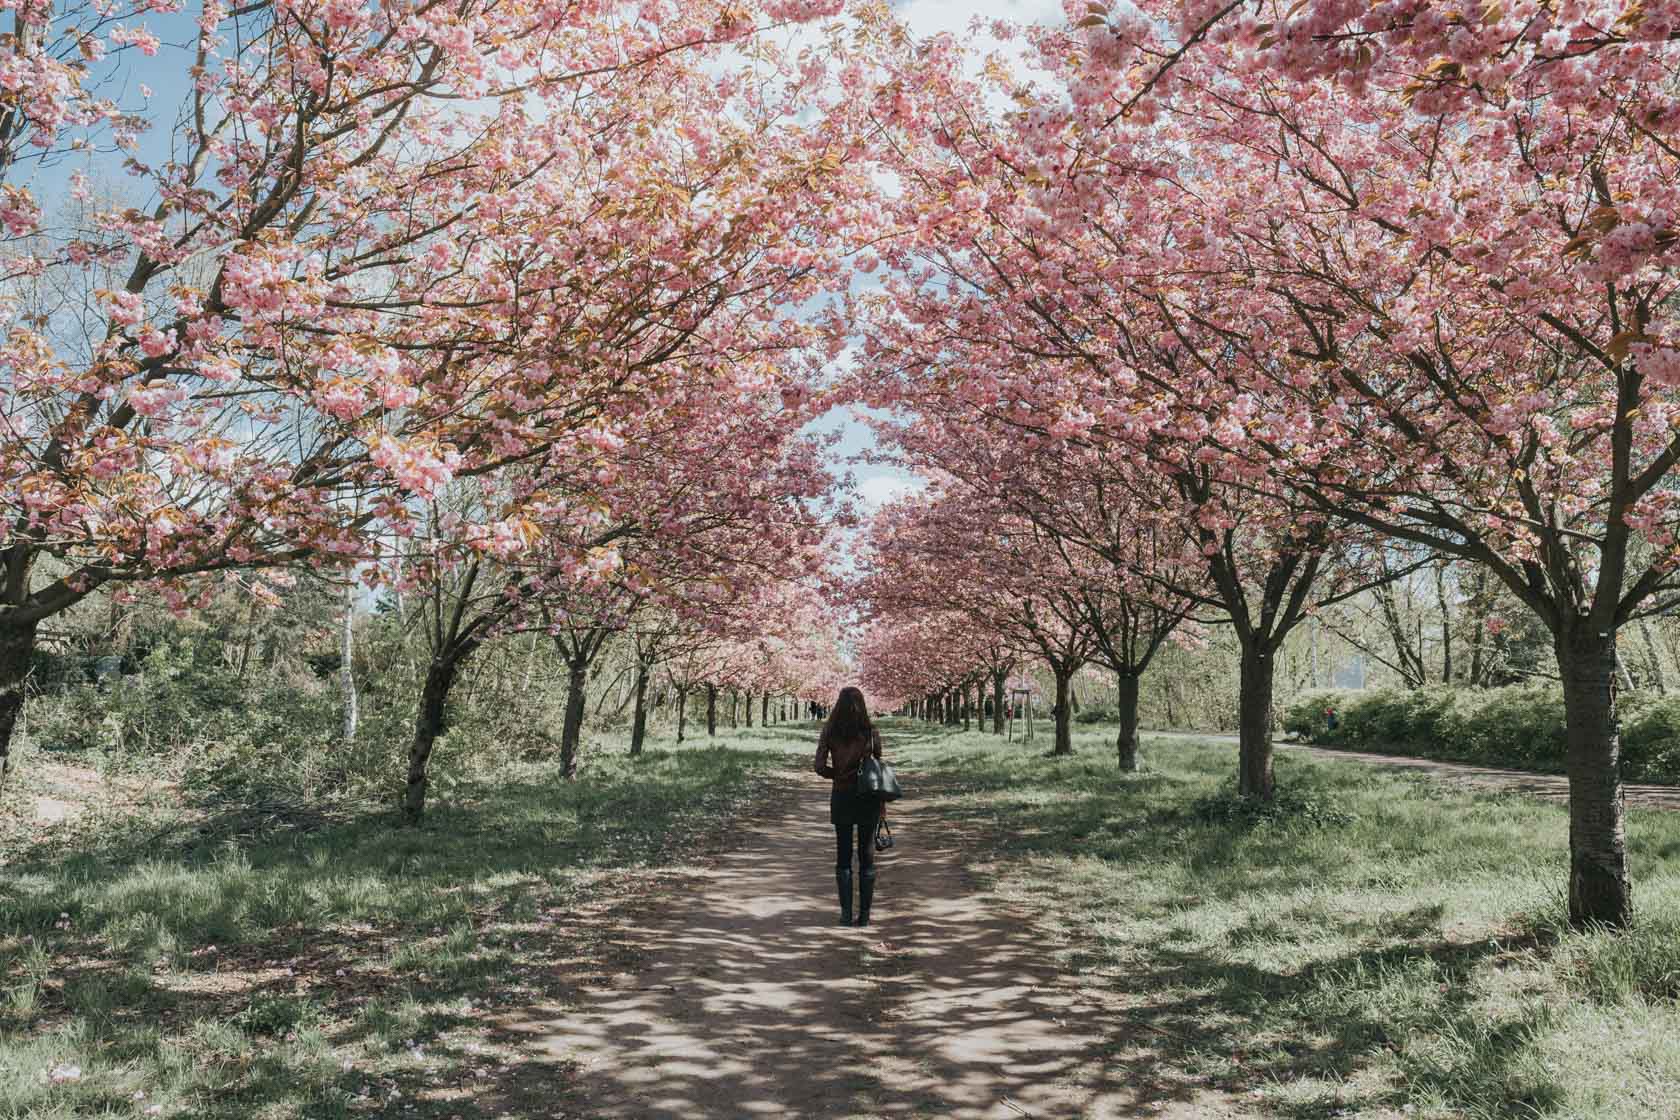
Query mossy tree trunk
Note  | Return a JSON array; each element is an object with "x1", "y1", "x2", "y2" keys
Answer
[
  {"x1": 1115, "y1": 672, "x2": 1140, "y2": 772},
  {"x1": 1051, "y1": 664, "x2": 1073, "y2": 756},
  {"x1": 1556, "y1": 626, "x2": 1631, "y2": 927},
  {"x1": 629, "y1": 657, "x2": 652, "y2": 756}
]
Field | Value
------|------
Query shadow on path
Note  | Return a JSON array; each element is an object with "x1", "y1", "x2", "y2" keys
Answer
[{"x1": 495, "y1": 775, "x2": 1248, "y2": 1119}]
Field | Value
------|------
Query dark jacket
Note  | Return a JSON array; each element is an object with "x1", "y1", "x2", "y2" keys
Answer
[{"x1": 814, "y1": 728, "x2": 882, "y2": 793}]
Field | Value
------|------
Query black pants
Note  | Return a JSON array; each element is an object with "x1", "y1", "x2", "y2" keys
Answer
[{"x1": 831, "y1": 789, "x2": 880, "y2": 872}]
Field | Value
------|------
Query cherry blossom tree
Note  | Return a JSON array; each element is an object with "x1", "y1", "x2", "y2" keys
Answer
[
  {"x1": 0, "y1": 0, "x2": 861, "y2": 793},
  {"x1": 854, "y1": 484, "x2": 1107, "y2": 755},
  {"x1": 1054, "y1": 0, "x2": 1680, "y2": 926}
]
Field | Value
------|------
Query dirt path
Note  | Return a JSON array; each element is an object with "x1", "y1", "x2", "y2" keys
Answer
[
  {"x1": 502, "y1": 774, "x2": 1248, "y2": 1119},
  {"x1": 1144, "y1": 730, "x2": 1680, "y2": 811}
]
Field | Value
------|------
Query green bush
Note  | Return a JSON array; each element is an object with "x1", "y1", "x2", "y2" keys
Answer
[
  {"x1": 1183, "y1": 785, "x2": 1355, "y2": 829},
  {"x1": 1282, "y1": 683, "x2": 1679, "y2": 784},
  {"x1": 1438, "y1": 685, "x2": 1567, "y2": 769},
  {"x1": 1074, "y1": 705, "x2": 1114, "y2": 725},
  {"x1": 1281, "y1": 689, "x2": 1359, "y2": 742},
  {"x1": 1620, "y1": 695, "x2": 1680, "y2": 782}
]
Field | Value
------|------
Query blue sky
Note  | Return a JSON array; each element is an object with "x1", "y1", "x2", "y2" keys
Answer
[
  {"x1": 42, "y1": 1, "x2": 1064, "y2": 517},
  {"x1": 818, "y1": 0, "x2": 1065, "y2": 512}
]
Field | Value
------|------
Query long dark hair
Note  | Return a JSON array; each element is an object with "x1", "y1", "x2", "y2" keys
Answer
[{"x1": 822, "y1": 686, "x2": 873, "y2": 745}]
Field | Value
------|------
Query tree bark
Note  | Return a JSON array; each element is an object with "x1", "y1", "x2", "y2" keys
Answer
[
  {"x1": 0, "y1": 619, "x2": 39, "y2": 800},
  {"x1": 745, "y1": 690, "x2": 754, "y2": 727},
  {"x1": 339, "y1": 582, "x2": 359, "y2": 744},
  {"x1": 677, "y1": 687, "x2": 688, "y2": 742},
  {"x1": 1115, "y1": 671, "x2": 1140, "y2": 772},
  {"x1": 962, "y1": 681, "x2": 972, "y2": 731},
  {"x1": 405, "y1": 653, "x2": 461, "y2": 823},
  {"x1": 1051, "y1": 665, "x2": 1073, "y2": 756},
  {"x1": 560, "y1": 660, "x2": 588, "y2": 779},
  {"x1": 630, "y1": 660, "x2": 651, "y2": 756},
  {"x1": 706, "y1": 684, "x2": 718, "y2": 737},
  {"x1": 761, "y1": 692, "x2": 769, "y2": 725},
  {"x1": 729, "y1": 690, "x2": 739, "y2": 729},
  {"x1": 992, "y1": 669, "x2": 1006, "y2": 734},
  {"x1": 1556, "y1": 628, "x2": 1632, "y2": 927},
  {"x1": 1237, "y1": 641, "x2": 1276, "y2": 798},
  {"x1": 236, "y1": 599, "x2": 258, "y2": 682},
  {"x1": 1436, "y1": 564, "x2": 1453, "y2": 684}
]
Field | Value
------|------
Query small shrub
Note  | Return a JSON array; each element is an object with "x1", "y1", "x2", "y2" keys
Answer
[
  {"x1": 237, "y1": 994, "x2": 320, "y2": 1037},
  {"x1": 1074, "y1": 705, "x2": 1113, "y2": 725},
  {"x1": 1621, "y1": 695, "x2": 1680, "y2": 783},
  {"x1": 1183, "y1": 786, "x2": 1355, "y2": 829},
  {"x1": 1334, "y1": 686, "x2": 1457, "y2": 750},
  {"x1": 1281, "y1": 689, "x2": 1359, "y2": 741},
  {"x1": 1438, "y1": 685, "x2": 1567, "y2": 770}
]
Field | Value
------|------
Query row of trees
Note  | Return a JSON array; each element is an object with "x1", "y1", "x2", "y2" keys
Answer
[
  {"x1": 9, "y1": 0, "x2": 1677, "y2": 927},
  {"x1": 0, "y1": 0, "x2": 885, "y2": 817},
  {"x1": 845, "y1": 0, "x2": 1680, "y2": 928}
]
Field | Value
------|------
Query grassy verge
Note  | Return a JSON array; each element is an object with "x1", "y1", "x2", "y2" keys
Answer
[
  {"x1": 1, "y1": 726, "x2": 806, "y2": 1120},
  {"x1": 883, "y1": 718, "x2": 1680, "y2": 1120}
]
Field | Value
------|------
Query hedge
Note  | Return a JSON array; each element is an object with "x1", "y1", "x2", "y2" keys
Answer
[{"x1": 1281, "y1": 685, "x2": 1680, "y2": 785}]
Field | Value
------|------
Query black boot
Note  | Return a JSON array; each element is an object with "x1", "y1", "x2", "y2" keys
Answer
[
  {"x1": 835, "y1": 867, "x2": 853, "y2": 926},
  {"x1": 856, "y1": 868, "x2": 877, "y2": 927}
]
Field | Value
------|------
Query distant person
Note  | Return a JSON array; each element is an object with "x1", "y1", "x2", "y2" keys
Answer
[
  {"x1": 813, "y1": 686, "x2": 885, "y2": 927},
  {"x1": 1325, "y1": 706, "x2": 1339, "y2": 733}
]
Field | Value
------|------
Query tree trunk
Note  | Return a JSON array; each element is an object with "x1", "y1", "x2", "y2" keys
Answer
[
  {"x1": 962, "y1": 681, "x2": 972, "y2": 731},
  {"x1": 1237, "y1": 642, "x2": 1276, "y2": 798},
  {"x1": 992, "y1": 669, "x2": 1006, "y2": 734},
  {"x1": 0, "y1": 619, "x2": 39, "y2": 800},
  {"x1": 1436, "y1": 564, "x2": 1453, "y2": 684},
  {"x1": 761, "y1": 692, "x2": 769, "y2": 725},
  {"x1": 1639, "y1": 619, "x2": 1668, "y2": 696},
  {"x1": 560, "y1": 660, "x2": 588, "y2": 779},
  {"x1": 236, "y1": 599, "x2": 259, "y2": 682},
  {"x1": 706, "y1": 684, "x2": 718, "y2": 737},
  {"x1": 521, "y1": 633, "x2": 539, "y2": 692},
  {"x1": 677, "y1": 687, "x2": 688, "y2": 742},
  {"x1": 339, "y1": 582, "x2": 358, "y2": 744},
  {"x1": 745, "y1": 690, "x2": 754, "y2": 727},
  {"x1": 405, "y1": 654, "x2": 460, "y2": 823},
  {"x1": 729, "y1": 690, "x2": 739, "y2": 729},
  {"x1": 1115, "y1": 672, "x2": 1140, "y2": 772},
  {"x1": 630, "y1": 660, "x2": 651, "y2": 756},
  {"x1": 1556, "y1": 628, "x2": 1632, "y2": 928},
  {"x1": 1051, "y1": 665, "x2": 1073, "y2": 756}
]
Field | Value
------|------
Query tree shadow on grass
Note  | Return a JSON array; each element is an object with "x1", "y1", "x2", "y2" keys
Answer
[
  {"x1": 0, "y1": 745, "x2": 802, "y2": 1120},
  {"x1": 908, "y1": 750, "x2": 1576, "y2": 1118}
]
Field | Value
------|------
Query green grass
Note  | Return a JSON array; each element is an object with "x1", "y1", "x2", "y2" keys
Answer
[
  {"x1": 9, "y1": 713, "x2": 1678, "y2": 1119},
  {"x1": 883, "y1": 718, "x2": 1680, "y2": 1120},
  {"x1": 0, "y1": 726, "x2": 806, "y2": 1120}
]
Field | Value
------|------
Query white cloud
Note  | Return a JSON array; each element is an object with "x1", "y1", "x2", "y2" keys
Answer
[
  {"x1": 855, "y1": 471, "x2": 925, "y2": 509},
  {"x1": 895, "y1": 0, "x2": 1067, "y2": 41}
]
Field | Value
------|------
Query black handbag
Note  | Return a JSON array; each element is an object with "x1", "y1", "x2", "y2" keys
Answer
[
  {"x1": 856, "y1": 755, "x2": 903, "y2": 802},
  {"x1": 875, "y1": 816, "x2": 895, "y2": 852}
]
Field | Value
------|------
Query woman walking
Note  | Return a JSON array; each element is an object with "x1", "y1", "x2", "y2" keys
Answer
[{"x1": 814, "y1": 686, "x2": 885, "y2": 926}]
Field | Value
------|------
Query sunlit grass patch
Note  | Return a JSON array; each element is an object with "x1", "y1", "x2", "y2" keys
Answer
[
  {"x1": 0, "y1": 726, "x2": 801, "y2": 1119},
  {"x1": 887, "y1": 718, "x2": 1680, "y2": 1120}
]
